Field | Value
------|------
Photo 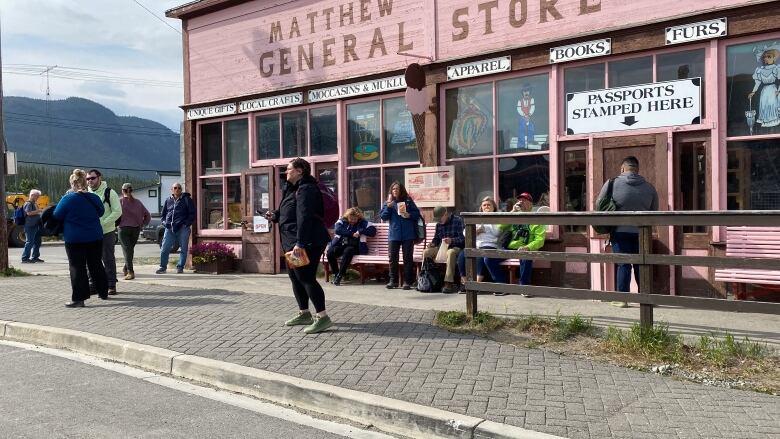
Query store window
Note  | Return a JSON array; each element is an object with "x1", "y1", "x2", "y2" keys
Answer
[
  {"x1": 498, "y1": 155, "x2": 550, "y2": 209},
  {"x1": 454, "y1": 160, "x2": 493, "y2": 212},
  {"x1": 678, "y1": 141, "x2": 707, "y2": 233},
  {"x1": 254, "y1": 105, "x2": 337, "y2": 161},
  {"x1": 564, "y1": 64, "x2": 605, "y2": 95},
  {"x1": 198, "y1": 119, "x2": 249, "y2": 231},
  {"x1": 726, "y1": 140, "x2": 780, "y2": 210},
  {"x1": 726, "y1": 39, "x2": 780, "y2": 137},
  {"x1": 384, "y1": 97, "x2": 418, "y2": 163},
  {"x1": 608, "y1": 56, "x2": 653, "y2": 87},
  {"x1": 496, "y1": 74, "x2": 550, "y2": 152},
  {"x1": 347, "y1": 101, "x2": 380, "y2": 166},
  {"x1": 445, "y1": 83, "x2": 493, "y2": 159},
  {"x1": 562, "y1": 149, "x2": 587, "y2": 233},
  {"x1": 348, "y1": 168, "x2": 380, "y2": 220}
]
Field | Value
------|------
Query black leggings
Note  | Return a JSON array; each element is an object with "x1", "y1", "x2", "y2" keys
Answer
[
  {"x1": 327, "y1": 244, "x2": 358, "y2": 277},
  {"x1": 65, "y1": 240, "x2": 107, "y2": 301},
  {"x1": 388, "y1": 239, "x2": 415, "y2": 285},
  {"x1": 288, "y1": 245, "x2": 326, "y2": 313}
]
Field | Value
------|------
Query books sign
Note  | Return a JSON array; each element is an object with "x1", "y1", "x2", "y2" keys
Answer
[
  {"x1": 566, "y1": 78, "x2": 701, "y2": 135},
  {"x1": 549, "y1": 39, "x2": 610, "y2": 64}
]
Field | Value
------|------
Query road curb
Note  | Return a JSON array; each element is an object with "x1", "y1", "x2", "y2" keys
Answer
[{"x1": 1, "y1": 321, "x2": 565, "y2": 439}]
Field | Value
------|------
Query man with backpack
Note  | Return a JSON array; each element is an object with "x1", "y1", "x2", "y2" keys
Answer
[
  {"x1": 87, "y1": 169, "x2": 123, "y2": 295},
  {"x1": 157, "y1": 182, "x2": 196, "y2": 275},
  {"x1": 20, "y1": 190, "x2": 44, "y2": 264},
  {"x1": 595, "y1": 156, "x2": 658, "y2": 307}
]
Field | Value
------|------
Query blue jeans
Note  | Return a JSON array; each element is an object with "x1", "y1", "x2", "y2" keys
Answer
[
  {"x1": 457, "y1": 248, "x2": 507, "y2": 283},
  {"x1": 21, "y1": 224, "x2": 42, "y2": 261},
  {"x1": 518, "y1": 259, "x2": 533, "y2": 285},
  {"x1": 160, "y1": 227, "x2": 190, "y2": 270},
  {"x1": 611, "y1": 232, "x2": 640, "y2": 292}
]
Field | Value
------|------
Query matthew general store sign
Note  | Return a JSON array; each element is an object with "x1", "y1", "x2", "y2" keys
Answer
[{"x1": 186, "y1": 0, "x2": 762, "y2": 104}]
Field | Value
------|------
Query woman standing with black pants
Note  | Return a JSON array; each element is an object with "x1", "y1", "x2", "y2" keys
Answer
[
  {"x1": 266, "y1": 158, "x2": 332, "y2": 334},
  {"x1": 380, "y1": 181, "x2": 420, "y2": 290}
]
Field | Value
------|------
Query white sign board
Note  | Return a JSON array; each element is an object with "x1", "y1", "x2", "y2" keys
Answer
[
  {"x1": 549, "y1": 39, "x2": 611, "y2": 64},
  {"x1": 308, "y1": 75, "x2": 406, "y2": 103},
  {"x1": 253, "y1": 215, "x2": 270, "y2": 233},
  {"x1": 405, "y1": 166, "x2": 455, "y2": 208},
  {"x1": 186, "y1": 103, "x2": 237, "y2": 120},
  {"x1": 239, "y1": 93, "x2": 302, "y2": 113},
  {"x1": 447, "y1": 56, "x2": 511, "y2": 81},
  {"x1": 566, "y1": 78, "x2": 701, "y2": 135},
  {"x1": 666, "y1": 18, "x2": 727, "y2": 45},
  {"x1": 5, "y1": 151, "x2": 17, "y2": 175}
]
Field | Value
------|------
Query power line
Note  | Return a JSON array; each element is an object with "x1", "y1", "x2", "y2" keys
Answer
[
  {"x1": 5, "y1": 110, "x2": 179, "y2": 133},
  {"x1": 5, "y1": 116, "x2": 181, "y2": 137},
  {"x1": 18, "y1": 160, "x2": 178, "y2": 173},
  {"x1": 3, "y1": 66, "x2": 182, "y2": 88}
]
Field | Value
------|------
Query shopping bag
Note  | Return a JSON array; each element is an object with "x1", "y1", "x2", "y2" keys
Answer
[{"x1": 434, "y1": 242, "x2": 449, "y2": 263}]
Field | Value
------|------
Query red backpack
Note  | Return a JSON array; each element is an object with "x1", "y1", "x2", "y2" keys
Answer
[{"x1": 317, "y1": 180, "x2": 339, "y2": 228}]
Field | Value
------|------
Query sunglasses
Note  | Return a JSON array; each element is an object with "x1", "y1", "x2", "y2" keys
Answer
[
  {"x1": 172, "y1": 187, "x2": 182, "y2": 190},
  {"x1": 86, "y1": 176, "x2": 98, "y2": 181}
]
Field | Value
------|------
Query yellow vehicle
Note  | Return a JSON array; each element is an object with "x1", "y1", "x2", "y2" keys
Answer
[{"x1": 5, "y1": 193, "x2": 51, "y2": 247}]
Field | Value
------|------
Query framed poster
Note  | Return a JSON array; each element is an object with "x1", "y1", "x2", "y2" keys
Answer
[{"x1": 405, "y1": 166, "x2": 455, "y2": 207}]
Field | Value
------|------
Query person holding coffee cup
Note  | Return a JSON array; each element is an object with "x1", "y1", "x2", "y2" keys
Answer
[{"x1": 380, "y1": 181, "x2": 420, "y2": 290}]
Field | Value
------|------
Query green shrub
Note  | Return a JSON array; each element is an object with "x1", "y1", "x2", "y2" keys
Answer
[
  {"x1": 472, "y1": 311, "x2": 503, "y2": 331},
  {"x1": 436, "y1": 311, "x2": 467, "y2": 327},
  {"x1": 605, "y1": 322, "x2": 685, "y2": 363},
  {"x1": 697, "y1": 333, "x2": 772, "y2": 367},
  {"x1": 1, "y1": 267, "x2": 30, "y2": 277},
  {"x1": 551, "y1": 313, "x2": 596, "y2": 341}
]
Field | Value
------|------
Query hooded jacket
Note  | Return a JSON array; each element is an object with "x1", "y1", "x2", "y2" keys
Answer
[
  {"x1": 379, "y1": 197, "x2": 420, "y2": 241},
  {"x1": 161, "y1": 192, "x2": 196, "y2": 233},
  {"x1": 271, "y1": 174, "x2": 330, "y2": 252},
  {"x1": 596, "y1": 171, "x2": 659, "y2": 234},
  {"x1": 87, "y1": 180, "x2": 122, "y2": 235},
  {"x1": 331, "y1": 218, "x2": 377, "y2": 255}
]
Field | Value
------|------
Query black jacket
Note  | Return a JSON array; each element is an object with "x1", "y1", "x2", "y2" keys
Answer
[
  {"x1": 271, "y1": 175, "x2": 330, "y2": 252},
  {"x1": 161, "y1": 192, "x2": 196, "y2": 232}
]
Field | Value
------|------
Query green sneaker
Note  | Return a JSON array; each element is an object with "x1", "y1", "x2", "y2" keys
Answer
[
  {"x1": 610, "y1": 301, "x2": 629, "y2": 308},
  {"x1": 303, "y1": 315, "x2": 333, "y2": 334},
  {"x1": 285, "y1": 311, "x2": 314, "y2": 326}
]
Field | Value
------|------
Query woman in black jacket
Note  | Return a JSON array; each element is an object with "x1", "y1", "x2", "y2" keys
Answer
[
  {"x1": 266, "y1": 158, "x2": 332, "y2": 334},
  {"x1": 327, "y1": 207, "x2": 376, "y2": 286}
]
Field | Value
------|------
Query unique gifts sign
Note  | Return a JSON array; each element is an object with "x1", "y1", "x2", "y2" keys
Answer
[{"x1": 186, "y1": 103, "x2": 236, "y2": 120}]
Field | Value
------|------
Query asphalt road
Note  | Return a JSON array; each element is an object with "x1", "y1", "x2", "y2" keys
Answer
[{"x1": 0, "y1": 342, "x2": 396, "y2": 439}]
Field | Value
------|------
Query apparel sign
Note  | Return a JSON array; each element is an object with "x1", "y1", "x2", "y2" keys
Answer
[
  {"x1": 447, "y1": 56, "x2": 511, "y2": 81},
  {"x1": 666, "y1": 18, "x2": 727, "y2": 45},
  {"x1": 186, "y1": 103, "x2": 237, "y2": 120},
  {"x1": 549, "y1": 39, "x2": 611, "y2": 64},
  {"x1": 238, "y1": 93, "x2": 303, "y2": 113},
  {"x1": 308, "y1": 75, "x2": 406, "y2": 103},
  {"x1": 566, "y1": 78, "x2": 701, "y2": 135}
]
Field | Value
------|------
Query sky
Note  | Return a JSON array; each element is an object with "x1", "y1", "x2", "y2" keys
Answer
[{"x1": 2, "y1": 0, "x2": 186, "y2": 132}]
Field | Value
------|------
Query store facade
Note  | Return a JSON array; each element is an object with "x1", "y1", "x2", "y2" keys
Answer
[{"x1": 167, "y1": 0, "x2": 780, "y2": 295}]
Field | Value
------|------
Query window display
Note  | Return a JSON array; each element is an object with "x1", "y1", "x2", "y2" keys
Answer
[
  {"x1": 726, "y1": 140, "x2": 780, "y2": 210},
  {"x1": 349, "y1": 168, "x2": 380, "y2": 221},
  {"x1": 348, "y1": 102, "x2": 381, "y2": 165},
  {"x1": 608, "y1": 56, "x2": 652, "y2": 87},
  {"x1": 201, "y1": 123, "x2": 222, "y2": 175},
  {"x1": 226, "y1": 119, "x2": 248, "y2": 174},
  {"x1": 226, "y1": 176, "x2": 242, "y2": 229},
  {"x1": 282, "y1": 111, "x2": 307, "y2": 158},
  {"x1": 564, "y1": 63, "x2": 604, "y2": 95},
  {"x1": 445, "y1": 83, "x2": 492, "y2": 159},
  {"x1": 453, "y1": 160, "x2": 492, "y2": 214},
  {"x1": 383, "y1": 97, "x2": 418, "y2": 163},
  {"x1": 562, "y1": 150, "x2": 586, "y2": 233},
  {"x1": 256, "y1": 115, "x2": 280, "y2": 160},
  {"x1": 727, "y1": 39, "x2": 780, "y2": 136},
  {"x1": 497, "y1": 74, "x2": 549, "y2": 152},
  {"x1": 498, "y1": 155, "x2": 550, "y2": 207},
  {"x1": 310, "y1": 106, "x2": 337, "y2": 156},
  {"x1": 201, "y1": 178, "x2": 223, "y2": 230}
]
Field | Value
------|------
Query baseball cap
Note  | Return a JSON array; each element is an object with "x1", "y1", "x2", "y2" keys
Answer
[
  {"x1": 432, "y1": 205, "x2": 447, "y2": 219},
  {"x1": 517, "y1": 192, "x2": 533, "y2": 202}
]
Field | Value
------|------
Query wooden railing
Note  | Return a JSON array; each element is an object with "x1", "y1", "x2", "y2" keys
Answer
[{"x1": 461, "y1": 211, "x2": 780, "y2": 329}]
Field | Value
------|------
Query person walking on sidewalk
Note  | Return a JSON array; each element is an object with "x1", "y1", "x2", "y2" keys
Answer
[
  {"x1": 424, "y1": 206, "x2": 466, "y2": 294},
  {"x1": 118, "y1": 183, "x2": 151, "y2": 280},
  {"x1": 54, "y1": 169, "x2": 108, "y2": 307},
  {"x1": 20, "y1": 189, "x2": 44, "y2": 264},
  {"x1": 265, "y1": 158, "x2": 332, "y2": 334},
  {"x1": 87, "y1": 169, "x2": 122, "y2": 295},
  {"x1": 596, "y1": 156, "x2": 658, "y2": 307},
  {"x1": 327, "y1": 207, "x2": 376, "y2": 286},
  {"x1": 379, "y1": 181, "x2": 420, "y2": 290},
  {"x1": 156, "y1": 183, "x2": 195, "y2": 274}
]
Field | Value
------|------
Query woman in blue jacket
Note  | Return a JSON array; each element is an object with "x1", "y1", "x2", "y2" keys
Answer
[
  {"x1": 379, "y1": 181, "x2": 420, "y2": 290},
  {"x1": 53, "y1": 169, "x2": 109, "y2": 307},
  {"x1": 327, "y1": 207, "x2": 377, "y2": 286}
]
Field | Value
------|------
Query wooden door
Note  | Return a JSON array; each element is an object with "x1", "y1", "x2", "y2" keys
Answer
[
  {"x1": 241, "y1": 167, "x2": 276, "y2": 273},
  {"x1": 593, "y1": 134, "x2": 670, "y2": 294}
]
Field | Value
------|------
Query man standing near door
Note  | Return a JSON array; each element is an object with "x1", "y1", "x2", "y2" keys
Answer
[{"x1": 596, "y1": 156, "x2": 658, "y2": 307}]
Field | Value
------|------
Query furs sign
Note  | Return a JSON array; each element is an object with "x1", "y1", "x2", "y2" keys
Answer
[{"x1": 566, "y1": 78, "x2": 701, "y2": 134}]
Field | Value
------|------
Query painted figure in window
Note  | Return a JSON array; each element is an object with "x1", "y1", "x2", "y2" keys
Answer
[
  {"x1": 747, "y1": 46, "x2": 780, "y2": 130},
  {"x1": 516, "y1": 84, "x2": 536, "y2": 148},
  {"x1": 353, "y1": 113, "x2": 379, "y2": 161},
  {"x1": 390, "y1": 109, "x2": 416, "y2": 150},
  {"x1": 448, "y1": 91, "x2": 488, "y2": 155}
]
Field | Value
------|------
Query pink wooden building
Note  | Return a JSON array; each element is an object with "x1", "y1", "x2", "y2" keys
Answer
[{"x1": 166, "y1": 0, "x2": 780, "y2": 298}]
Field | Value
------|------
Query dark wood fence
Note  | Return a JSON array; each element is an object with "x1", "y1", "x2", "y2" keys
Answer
[{"x1": 461, "y1": 211, "x2": 780, "y2": 329}]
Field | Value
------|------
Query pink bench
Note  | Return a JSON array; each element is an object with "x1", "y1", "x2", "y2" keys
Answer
[{"x1": 714, "y1": 226, "x2": 780, "y2": 299}]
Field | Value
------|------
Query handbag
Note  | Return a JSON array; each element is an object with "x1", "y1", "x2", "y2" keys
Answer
[
  {"x1": 417, "y1": 257, "x2": 444, "y2": 293},
  {"x1": 284, "y1": 249, "x2": 310, "y2": 269}
]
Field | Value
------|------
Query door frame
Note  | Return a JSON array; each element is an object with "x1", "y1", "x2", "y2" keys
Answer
[{"x1": 242, "y1": 166, "x2": 277, "y2": 273}]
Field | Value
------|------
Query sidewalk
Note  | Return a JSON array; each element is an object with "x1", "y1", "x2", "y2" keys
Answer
[{"x1": 1, "y1": 272, "x2": 778, "y2": 439}]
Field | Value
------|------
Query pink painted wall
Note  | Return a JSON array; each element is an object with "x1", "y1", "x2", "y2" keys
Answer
[
  {"x1": 436, "y1": 0, "x2": 766, "y2": 61},
  {"x1": 186, "y1": 0, "x2": 427, "y2": 104}
]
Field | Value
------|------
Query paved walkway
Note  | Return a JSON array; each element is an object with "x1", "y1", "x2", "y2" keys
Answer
[{"x1": 1, "y1": 274, "x2": 777, "y2": 439}]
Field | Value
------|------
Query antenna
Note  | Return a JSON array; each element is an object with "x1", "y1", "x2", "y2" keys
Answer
[{"x1": 40, "y1": 65, "x2": 57, "y2": 149}]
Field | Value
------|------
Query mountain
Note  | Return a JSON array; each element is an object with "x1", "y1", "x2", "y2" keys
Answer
[{"x1": 3, "y1": 96, "x2": 180, "y2": 179}]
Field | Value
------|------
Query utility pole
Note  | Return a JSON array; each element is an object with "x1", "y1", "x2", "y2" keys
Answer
[{"x1": 0, "y1": 16, "x2": 8, "y2": 272}]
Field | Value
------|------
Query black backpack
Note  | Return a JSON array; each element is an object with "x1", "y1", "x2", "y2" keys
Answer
[
  {"x1": 414, "y1": 216, "x2": 426, "y2": 245},
  {"x1": 102, "y1": 187, "x2": 122, "y2": 227},
  {"x1": 594, "y1": 178, "x2": 617, "y2": 235},
  {"x1": 40, "y1": 206, "x2": 63, "y2": 236},
  {"x1": 416, "y1": 257, "x2": 444, "y2": 293}
]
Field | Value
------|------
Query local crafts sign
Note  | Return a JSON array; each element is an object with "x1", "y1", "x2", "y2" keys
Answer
[
  {"x1": 565, "y1": 78, "x2": 701, "y2": 135},
  {"x1": 238, "y1": 93, "x2": 302, "y2": 113}
]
